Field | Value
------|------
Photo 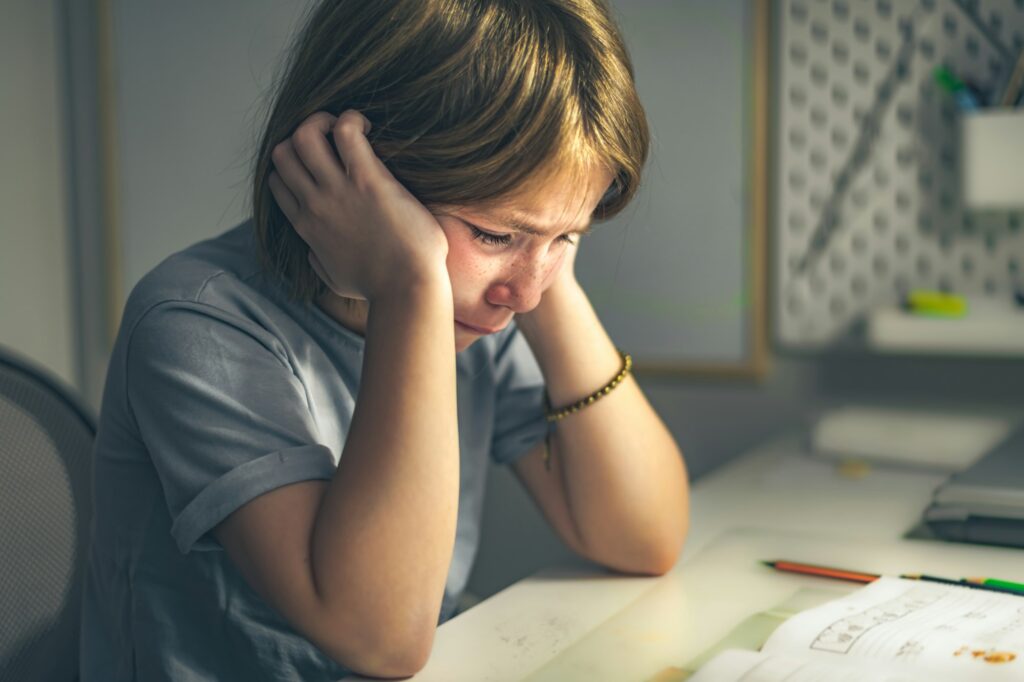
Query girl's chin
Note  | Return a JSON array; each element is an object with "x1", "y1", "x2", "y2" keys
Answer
[{"x1": 454, "y1": 327, "x2": 481, "y2": 353}]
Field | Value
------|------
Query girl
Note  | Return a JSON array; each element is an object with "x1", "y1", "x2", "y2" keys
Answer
[{"x1": 82, "y1": 1, "x2": 689, "y2": 679}]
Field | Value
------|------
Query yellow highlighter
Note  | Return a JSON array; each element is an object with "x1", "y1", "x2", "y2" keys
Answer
[{"x1": 904, "y1": 290, "x2": 968, "y2": 318}]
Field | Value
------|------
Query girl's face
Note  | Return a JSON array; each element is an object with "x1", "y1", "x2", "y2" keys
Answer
[{"x1": 436, "y1": 166, "x2": 613, "y2": 352}]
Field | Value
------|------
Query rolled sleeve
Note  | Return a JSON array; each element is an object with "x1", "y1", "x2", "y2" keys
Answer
[
  {"x1": 127, "y1": 301, "x2": 336, "y2": 553},
  {"x1": 172, "y1": 444, "x2": 335, "y2": 553}
]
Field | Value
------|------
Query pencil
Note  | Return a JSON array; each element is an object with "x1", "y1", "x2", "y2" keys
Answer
[
  {"x1": 762, "y1": 562, "x2": 1024, "y2": 598},
  {"x1": 964, "y1": 577, "x2": 1024, "y2": 594},
  {"x1": 1000, "y1": 50, "x2": 1024, "y2": 106},
  {"x1": 761, "y1": 560, "x2": 879, "y2": 584},
  {"x1": 905, "y1": 574, "x2": 1024, "y2": 597}
]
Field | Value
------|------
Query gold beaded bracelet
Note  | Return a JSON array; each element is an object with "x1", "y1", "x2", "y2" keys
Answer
[
  {"x1": 545, "y1": 350, "x2": 632, "y2": 423},
  {"x1": 542, "y1": 350, "x2": 633, "y2": 470}
]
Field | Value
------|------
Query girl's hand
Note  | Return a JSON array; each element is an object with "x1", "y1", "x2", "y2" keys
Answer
[
  {"x1": 268, "y1": 110, "x2": 450, "y2": 302},
  {"x1": 514, "y1": 238, "x2": 583, "y2": 339},
  {"x1": 549, "y1": 238, "x2": 580, "y2": 293}
]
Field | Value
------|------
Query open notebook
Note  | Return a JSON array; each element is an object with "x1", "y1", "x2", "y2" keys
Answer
[{"x1": 689, "y1": 576, "x2": 1024, "y2": 681}]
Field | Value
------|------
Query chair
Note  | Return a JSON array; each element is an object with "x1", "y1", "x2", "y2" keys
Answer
[{"x1": 0, "y1": 346, "x2": 95, "y2": 682}]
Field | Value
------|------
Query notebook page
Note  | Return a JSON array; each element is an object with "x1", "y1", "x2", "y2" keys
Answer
[
  {"x1": 761, "y1": 576, "x2": 1024, "y2": 681},
  {"x1": 687, "y1": 649, "x2": 957, "y2": 682}
]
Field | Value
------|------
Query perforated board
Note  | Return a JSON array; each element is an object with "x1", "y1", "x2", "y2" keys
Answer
[{"x1": 774, "y1": 0, "x2": 1024, "y2": 347}]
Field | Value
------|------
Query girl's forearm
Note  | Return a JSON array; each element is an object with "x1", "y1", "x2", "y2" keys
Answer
[
  {"x1": 517, "y1": 281, "x2": 690, "y2": 573},
  {"x1": 311, "y1": 277, "x2": 459, "y2": 669}
]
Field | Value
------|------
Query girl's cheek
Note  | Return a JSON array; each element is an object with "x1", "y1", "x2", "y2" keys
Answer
[{"x1": 445, "y1": 232, "x2": 507, "y2": 287}]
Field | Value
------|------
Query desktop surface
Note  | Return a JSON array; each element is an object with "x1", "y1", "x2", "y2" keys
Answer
[{"x1": 344, "y1": 435, "x2": 1023, "y2": 681}]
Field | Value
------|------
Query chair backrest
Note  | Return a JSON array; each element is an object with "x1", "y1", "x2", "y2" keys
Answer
[{"x1": 0, "y1": 347, "x2": 95, "y2": 682}]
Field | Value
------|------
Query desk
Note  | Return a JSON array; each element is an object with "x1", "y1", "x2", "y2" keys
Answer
[{"x1": 347, "y1": 436, "x2": 1024, "y2": 681}]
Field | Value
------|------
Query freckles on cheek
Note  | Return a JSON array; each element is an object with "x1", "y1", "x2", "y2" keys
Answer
[{"x1": 445, "y1": 235, "x2": 494, "y2": 285}]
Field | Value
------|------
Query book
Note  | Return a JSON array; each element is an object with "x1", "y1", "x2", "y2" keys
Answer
[{"x1": 689, "y1": 576, "x2": 1024, "y2": 681}]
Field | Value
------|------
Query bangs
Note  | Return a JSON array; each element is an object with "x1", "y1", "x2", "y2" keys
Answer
[{"x1": 367, "y1": 0, "x2": 647, "y2": 215}]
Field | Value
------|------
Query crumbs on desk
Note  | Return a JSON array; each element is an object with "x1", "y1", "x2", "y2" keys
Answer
[{"x1": 836, "y1": 458, "x2": 871, "y2": 480}]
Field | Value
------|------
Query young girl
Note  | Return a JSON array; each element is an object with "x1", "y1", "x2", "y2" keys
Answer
[{"x1": 81, "y1": 1, "x2": 689, "y2": 679}]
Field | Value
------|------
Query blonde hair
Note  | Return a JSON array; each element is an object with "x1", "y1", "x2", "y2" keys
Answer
[{"x1": 252, "y1": 0, "x2": 649, "y2": 300}]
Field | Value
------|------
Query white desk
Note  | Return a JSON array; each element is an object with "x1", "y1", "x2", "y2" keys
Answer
[{"x1": 347, "y1": 436, "x2": 1024, "y2": 681}]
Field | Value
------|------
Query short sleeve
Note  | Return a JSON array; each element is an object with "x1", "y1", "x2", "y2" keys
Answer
[
  {"x1": 126, "y1": 302, "x2": 337, "y2": 553},
  {"x1": 489, "y1": 325, "x2": 549, "y2": 466}
]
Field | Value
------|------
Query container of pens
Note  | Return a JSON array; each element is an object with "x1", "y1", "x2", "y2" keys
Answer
[{"x1": 942, "y1": 56, "x2": 1024, "y2": 210}]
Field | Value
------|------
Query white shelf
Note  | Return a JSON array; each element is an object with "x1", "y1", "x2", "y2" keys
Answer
[{"x1": 867, "y1": 301, "x2": 1024, "y2": 356}]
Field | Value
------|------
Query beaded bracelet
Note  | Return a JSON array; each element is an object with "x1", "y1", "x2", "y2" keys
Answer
[
  {"x1": 545, "y1": 350, "x2": 633, "y2": 423},
  {"x1": 542, "y1": 350, "x2": 633, "y2": 470}
]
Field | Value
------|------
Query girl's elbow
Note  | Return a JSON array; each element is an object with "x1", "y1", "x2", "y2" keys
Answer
[
  {"x1": 646, "y1": 547, "x2": 681, "y2": 576},
  {"x1": 601, "y1": 536, "x2": 684, "y2": 577},
  {"x1": 644, "y1": 519, "x2": 689, "y2": 576},
  {"x1": 321, "y1": 611, "x2": 436, "y2": 678},
  {"x1": 637, "y1": 541, "x2": 682, "y2": 576},
  {"x1": 338, "y1": 631, "x2": 434, "y2": 679}
]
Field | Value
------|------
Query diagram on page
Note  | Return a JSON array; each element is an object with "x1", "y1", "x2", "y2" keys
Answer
[
  {"x1": 762, "y1": 577, "x2": 1024, "y2": 679},
  {"x1": 811, "y1": 586, "x2": 943, "y2": 654}
]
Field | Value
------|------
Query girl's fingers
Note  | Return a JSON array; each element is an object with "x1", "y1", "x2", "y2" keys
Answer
[
  {"x1": 291, "y1": 112, "x2": 345, "y2": 188},
  {"x1": 268, "y1": 170, "x2": 300, "y2": 223},
  {"x1": 331, "y1": 110, "x2": 387, "y2": 184},
  {"x1": 270, "y1": 138, "x2": 317, "y2": 201}
]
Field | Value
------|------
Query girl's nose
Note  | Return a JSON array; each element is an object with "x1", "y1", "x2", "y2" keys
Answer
[{"x1": 485, "y1": 255, "x2": 549, "y2": 314}]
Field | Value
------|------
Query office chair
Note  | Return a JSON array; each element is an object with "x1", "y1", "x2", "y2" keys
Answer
[{"x1": 0, "y1": 346, "x2": 95, "y2": 682}]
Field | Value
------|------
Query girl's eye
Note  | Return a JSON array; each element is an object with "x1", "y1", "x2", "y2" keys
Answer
[
  {"x1": 470, "y1": 225, "x2": 513, "y2": 247},
  {"x1": 468, "y1": 223, "x2": 579, "y2": 247}
]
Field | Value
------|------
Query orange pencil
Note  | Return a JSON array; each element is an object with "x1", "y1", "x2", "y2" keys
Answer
[{"x1": 762, "y1": 560, "x2": 879, "y2": 584}]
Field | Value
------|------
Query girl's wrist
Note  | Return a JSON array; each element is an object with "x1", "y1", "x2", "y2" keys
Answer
[
  {"x1": 515, "y1": 276, "x2": 585, "y2": 342},
  {"x1": 369, "y1": 260, "x2": 451, "y2": 306}
]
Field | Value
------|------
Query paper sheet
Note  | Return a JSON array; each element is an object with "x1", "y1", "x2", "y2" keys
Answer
[{"x1": 691, "y1": 577, "x2": 1024, "y2": 681}]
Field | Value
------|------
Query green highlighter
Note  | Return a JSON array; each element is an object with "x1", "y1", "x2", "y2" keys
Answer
[{"x1": 904, "y1": 289, "x2": 968, "y2": 318}]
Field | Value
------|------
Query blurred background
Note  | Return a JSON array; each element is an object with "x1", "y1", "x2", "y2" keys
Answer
[{"x1": 4, "y1": 0, "x2": 1024, "y2": 604}]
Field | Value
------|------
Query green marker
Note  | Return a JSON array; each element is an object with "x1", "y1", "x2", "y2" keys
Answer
[{"x1": 933, "y1": 65, "x2": 982, "y2": 110}]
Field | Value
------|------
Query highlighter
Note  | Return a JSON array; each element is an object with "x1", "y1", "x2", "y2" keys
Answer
[{"x1": 903, "y1": 290, "x2": 968, "y2": 318}]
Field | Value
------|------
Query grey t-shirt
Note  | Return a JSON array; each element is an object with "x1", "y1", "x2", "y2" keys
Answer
[{"x1": 80, "y1": 221, "x2": 549, "y2": 681}]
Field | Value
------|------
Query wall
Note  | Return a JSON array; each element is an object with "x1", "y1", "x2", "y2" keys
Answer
[
  {"x1": 0, "y1": 0, "x2": 75, "y2": 386},
  {"x1": 109, "y1": 0, "x2": 311, "y2": 292}
]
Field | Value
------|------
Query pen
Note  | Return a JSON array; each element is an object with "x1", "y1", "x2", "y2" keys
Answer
[{"x1": 933, "y1": 65, "x2": 982, "y2": 111}]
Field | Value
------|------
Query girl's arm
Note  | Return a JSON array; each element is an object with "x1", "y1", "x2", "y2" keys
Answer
[
  {"x1": 215, "y1": 112, "x2": 458, "y2": 678},
  {"x1": 512, "y1": 259, "x2": 690, "y2": 576}
]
